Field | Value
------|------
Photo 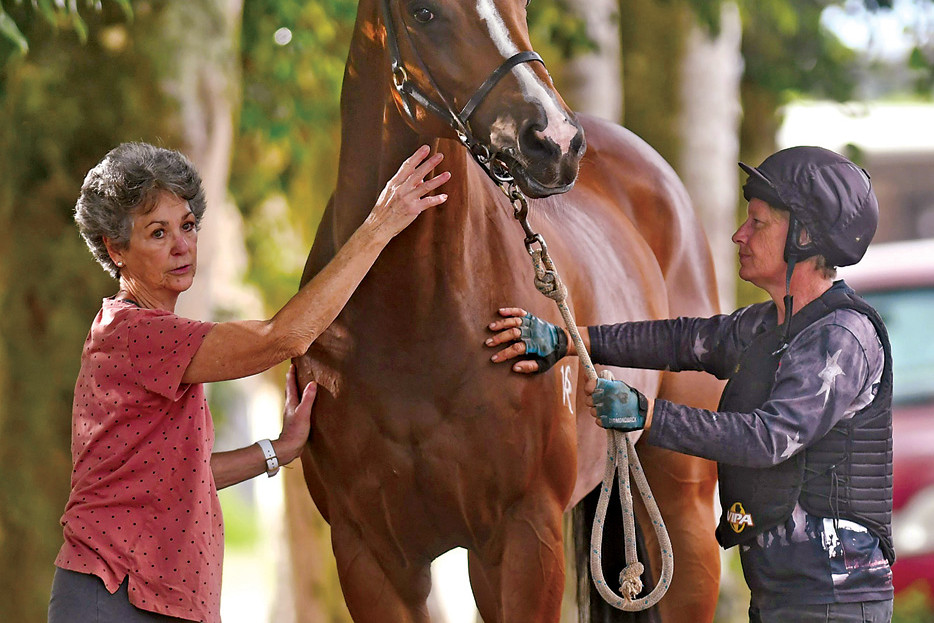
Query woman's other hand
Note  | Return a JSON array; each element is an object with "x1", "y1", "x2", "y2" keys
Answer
[
  {"x1": 486, "y1": 307, "x2": 573, "y2": 374},
  {"x1": 367, "y1": 145, "x2": 451, "y2": 240},
  {"x1": 275, "y1": 364, "x2": 316, "y2": 464},
  {"x1": 487, "y1": 307, "x2": 539, "y2": 373}
]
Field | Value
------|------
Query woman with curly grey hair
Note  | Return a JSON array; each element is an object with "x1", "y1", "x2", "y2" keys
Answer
[{"x1": 49, "y1": 141, "x2": 450, "y2": 622}]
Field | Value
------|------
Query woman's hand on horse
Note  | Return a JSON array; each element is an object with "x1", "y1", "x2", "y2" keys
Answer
[
  {"x1": 275, "y1": 364, "x2": 316, "y2": 464},
  {"x1": 583, "y1": 377, "x2": 654, "y2": 432},
  {"x1": 486, "y1": 307, "x2": 573, "y2": 374},
  {"x1": 367, "y1": 145, "x2": 451, "y2": 240}
]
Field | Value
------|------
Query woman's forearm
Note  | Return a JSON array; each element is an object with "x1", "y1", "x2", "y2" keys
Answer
[
  {"x1": 183, "y1": 222, "x2": 389, "y2": 384},
  {"x1": 211, "y1": 438, "x2": 293, "y2": 490}
]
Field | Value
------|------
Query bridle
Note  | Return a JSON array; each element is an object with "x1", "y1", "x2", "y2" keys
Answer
[
  {"x1": 379, "y1": 0, "x2": 543, "y2": 166},
  {"x1": 378, "y1": 0, "x2": 549, "y2": 252}
]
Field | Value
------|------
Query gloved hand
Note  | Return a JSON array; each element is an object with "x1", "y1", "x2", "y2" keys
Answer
[
  {"x1": 592, "y1": 378, "x2": 648, "y2": 432},
  {"x1": 517, "y1": 313, "x2": 568, "y2": 374}
]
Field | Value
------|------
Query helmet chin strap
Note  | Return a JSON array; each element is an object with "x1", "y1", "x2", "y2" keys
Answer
[
  {"x1": 776, "y1": 257, "x2": 796, "y2": 354},
  {"x1": 776, "y1": 215, "x2": 809, "y2": 354}
]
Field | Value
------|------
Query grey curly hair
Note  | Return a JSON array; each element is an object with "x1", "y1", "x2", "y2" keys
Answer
[{"x1": 74, "y1": 142, "x2": 207, "y2": 279}]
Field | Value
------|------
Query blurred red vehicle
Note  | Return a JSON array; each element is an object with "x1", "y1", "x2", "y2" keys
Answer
[{"x1": 839, "y1": 238, "x2": 934, "y2": 595}]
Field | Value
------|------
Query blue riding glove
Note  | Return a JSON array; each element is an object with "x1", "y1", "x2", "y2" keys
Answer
[
  {"x1": 592, "y1": 378, "x2": 648, "y2": 432},
  {"x1": 518, "y1": 313, "x2": 568, "y2": 373}
]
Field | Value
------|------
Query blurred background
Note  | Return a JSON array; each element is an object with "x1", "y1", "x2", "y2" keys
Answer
[{"x1": 1, "y1": 1, "x2": 932, "y2": 621}]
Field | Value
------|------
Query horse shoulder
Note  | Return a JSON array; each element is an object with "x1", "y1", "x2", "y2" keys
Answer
[{"x1": 577, "y1": 114, "x2": 720, "y2": 316}]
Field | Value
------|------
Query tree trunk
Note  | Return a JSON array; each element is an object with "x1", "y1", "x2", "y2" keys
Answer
[
  {"x1": 561, "y1": 0, "x2": 623, "y2": 123},
  {"x1": 677, "y1": 2, "x2": 743, "y2": 312},
  {"x1": 154, "y1": 3, "x2": 323, "y2": 622}
]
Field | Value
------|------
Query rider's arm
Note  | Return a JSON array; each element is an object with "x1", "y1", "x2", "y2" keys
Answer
[
  {"x1": 646, "y1": 314, "x2": 881, "y2": 467},
  {"x1": 587, "y1": 304, "x2": 771, "y2": 379}
]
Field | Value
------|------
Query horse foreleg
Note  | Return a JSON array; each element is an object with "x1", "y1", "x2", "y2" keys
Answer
[
  {"x1": 330, "y1": 520, "x2": 433, "y2": 623},
  {"x1": 467, "y1": 501, "x2": 566, "y2": 623}
]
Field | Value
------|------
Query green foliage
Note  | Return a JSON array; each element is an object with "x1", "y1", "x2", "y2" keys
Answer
[
  {"x1": 218, "y1": 488, "x2": 259, "y2": 547},
  {"x1": 526, "y1": 0, "x2": 595, "y2": 60},
  {"x1": 0, "y1": 4, "x2": 177, "y2": 620},
  {"x1": 0, "y1": 0, "x2": 132, "y2": 59},
  {"x1": 908, "y1": 45, "x2": 934, "y2": 95},
  {"x1": 0, "y1": 3, "x2": 27, "y2": 53},
  {"x1": 893, "y1": 583, "x2": 934, "y2": 622},
  {"x1": 664, "y1": 0, "x2": 728, "y2": 36},
  {"x1": 232, "y1": 0, "x2": 358, "y2": 309},
  {"x1": 739, "y1": 0, "x2": 859, "y2": 104}
]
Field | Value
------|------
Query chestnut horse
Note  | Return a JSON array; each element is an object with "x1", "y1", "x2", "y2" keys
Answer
[{"x1": 295, "y1": 0, "x2": 723, "y2": 620}]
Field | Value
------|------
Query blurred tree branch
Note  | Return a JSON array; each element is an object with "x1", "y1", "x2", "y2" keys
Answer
[{"x1": 0, "y1": 0, "x2": 132, "y2": 58}]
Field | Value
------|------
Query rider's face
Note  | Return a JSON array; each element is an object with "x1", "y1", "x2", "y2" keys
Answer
[{"x1": 732, "y1": 198, "x2": 789, "y2": 292}]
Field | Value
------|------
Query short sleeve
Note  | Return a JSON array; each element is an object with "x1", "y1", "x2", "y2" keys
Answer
[{"x1": 125, "y1": 312, "x2": 214, "y2": 400}]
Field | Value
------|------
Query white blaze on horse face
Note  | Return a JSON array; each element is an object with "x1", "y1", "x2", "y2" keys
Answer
[{"x1": 475, "y1": 0, "x2": 578, "y2": 155}]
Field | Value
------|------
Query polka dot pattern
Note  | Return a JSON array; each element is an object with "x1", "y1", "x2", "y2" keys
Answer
[{"x1": 56, "y1": 299, "x2": 222, "y2": 622}]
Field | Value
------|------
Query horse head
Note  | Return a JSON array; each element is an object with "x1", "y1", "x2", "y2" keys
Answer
[{"x1": 378, "y1": 0, "x2": 586, "y2": 198}]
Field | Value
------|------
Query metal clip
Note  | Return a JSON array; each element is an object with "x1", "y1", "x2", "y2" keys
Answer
[
  {"x1": 391, "y1": 64, "x2": 409, "y2": 91},
  {"x1": 524, "y1": 233, "x2": 547, "y2": 256}
]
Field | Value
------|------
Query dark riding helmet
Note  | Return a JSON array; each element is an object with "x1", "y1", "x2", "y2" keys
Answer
[{"x1": 739, "y1": 146, "x2": 879, "y2": 268}]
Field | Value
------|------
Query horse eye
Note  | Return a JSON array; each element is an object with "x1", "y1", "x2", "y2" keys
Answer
[{"x1": 413, "y1": 6, "x2": 434, "y2": 23}]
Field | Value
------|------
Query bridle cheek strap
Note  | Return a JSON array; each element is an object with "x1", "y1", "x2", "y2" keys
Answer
[{"x1": 380, "y1": 0, "x2": 544, "y2": 148}]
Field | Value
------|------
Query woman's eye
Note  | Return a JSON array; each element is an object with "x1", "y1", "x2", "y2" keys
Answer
[
  {"x1": 152, "y1": 229, "x2": 165, "y2": 239},
  {"x1": 413, "y1": 6, "x2": 434, "y2": 23},
  {"x1": 182, "y1": 221, "x2": 195, "y2": 232}
]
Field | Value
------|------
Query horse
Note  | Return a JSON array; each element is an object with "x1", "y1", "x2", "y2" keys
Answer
[{"x1": 294, "y1": 0, "x2": 724, "y2": 620}]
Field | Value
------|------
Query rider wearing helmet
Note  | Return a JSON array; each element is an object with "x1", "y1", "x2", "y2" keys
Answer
[{"x1": 486, "y1": 146, "x2": 894, "y2": 623}]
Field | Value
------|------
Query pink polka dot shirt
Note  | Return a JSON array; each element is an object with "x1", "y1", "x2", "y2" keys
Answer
[{"x1": 55, "y1": 298, "x2": 222, "y2": 622}]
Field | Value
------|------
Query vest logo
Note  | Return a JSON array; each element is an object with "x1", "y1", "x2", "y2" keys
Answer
[{"x1": 727, "y1": 502, "x2": 754, "y2": 534}]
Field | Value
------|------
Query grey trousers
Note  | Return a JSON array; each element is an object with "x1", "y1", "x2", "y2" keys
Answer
[
  {"x1": 749, "y1": 599, "x2": 893, "y2": 623},
  {"x1": 48, "y1": 567, "x2": 192, "y2": 623}
]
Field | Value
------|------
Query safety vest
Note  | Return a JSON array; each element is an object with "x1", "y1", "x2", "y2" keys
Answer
[{"x1": 715, "y1": 282, "x2": 895, "y2": 564}]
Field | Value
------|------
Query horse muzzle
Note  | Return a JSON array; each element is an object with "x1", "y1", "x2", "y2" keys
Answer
[{"x1": 501, "y1": 118, "x2": 586, "y2": 199}]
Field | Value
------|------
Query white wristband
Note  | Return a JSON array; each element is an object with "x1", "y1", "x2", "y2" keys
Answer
[{"x1": 256, "y1": 438, "x2": 280, "y2": 477}]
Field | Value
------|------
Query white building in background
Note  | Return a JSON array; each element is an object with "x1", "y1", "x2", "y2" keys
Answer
[{"x1": 778, "y1": 101, "x2": 934, "y2": 243}]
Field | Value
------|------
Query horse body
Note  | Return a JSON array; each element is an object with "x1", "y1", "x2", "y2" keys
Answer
[{"x1": 295, "y1": 1, "x2": 721, "y2": 620}]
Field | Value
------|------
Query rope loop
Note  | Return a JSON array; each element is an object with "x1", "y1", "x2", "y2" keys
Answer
[
  {"x1": 524, "y1": 238, "x2": 673, "y2": 612},
  {"x1": 500, "y1": 165, "x2": 672, "y2": 613}
]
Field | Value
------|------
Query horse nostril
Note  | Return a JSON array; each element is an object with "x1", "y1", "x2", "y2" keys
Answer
[
  {"x1": 519, "y1": 119, "x2": 558, "y2": 161},
  {"x1": 570, "y1": 129, "x2": 585, "y2": 158}
]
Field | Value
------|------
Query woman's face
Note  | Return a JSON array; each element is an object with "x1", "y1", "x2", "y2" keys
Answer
[
  {"x1": 732, "y1": 198, "x2": 789, "y2": 292},
  {"x1": 112, "y1": 191, "x2": 198, "y2": 301}
]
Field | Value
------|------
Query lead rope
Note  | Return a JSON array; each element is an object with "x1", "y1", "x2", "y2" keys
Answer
[
  {"x1": 527, "y1": 242, "x2": 673, "y2": 611},
  {"x1": 445, "y1": 128, "x2": 673, "y2": 610}
]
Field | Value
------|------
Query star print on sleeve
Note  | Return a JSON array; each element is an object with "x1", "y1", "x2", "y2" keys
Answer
[
  {"x1": 781, "y1": 432, "x2": 803, "y2": 459},
  {"x1": 816, "y1": 349, "x2": 846, "y2": 407},
  {"x1": 693, "y1": 333, "x2": 709, "y2": 359}
]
